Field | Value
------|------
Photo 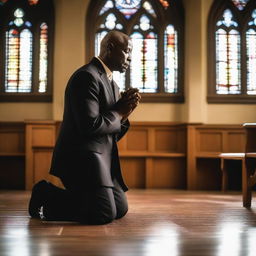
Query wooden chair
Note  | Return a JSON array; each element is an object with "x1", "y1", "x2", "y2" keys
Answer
[{"x1": 220, "y1": 123, "x2": 256, "y2": 208}]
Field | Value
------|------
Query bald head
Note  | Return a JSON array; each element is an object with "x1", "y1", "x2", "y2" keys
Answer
[
  {"x1": 98, "y1": 30, "x2": 132, "y2": 73},
  {"x1": 99, "y1": 30, "x2": 130, "y2": 55}
]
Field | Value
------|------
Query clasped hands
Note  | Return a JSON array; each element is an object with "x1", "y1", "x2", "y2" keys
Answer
[{"x1": 115, "y1": 88, "x2": 141, "y2": 121}]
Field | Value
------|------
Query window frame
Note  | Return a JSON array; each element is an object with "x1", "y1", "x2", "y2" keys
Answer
[
  {"x1": 207, "y1": 0, "x2": 256, "y2": 104},
  {"x1": 86, "y1": 0, "x2": 185, "y2": 103},
  {"x1": 0, "y1": 0, "x2": 54, "y2": 102}
]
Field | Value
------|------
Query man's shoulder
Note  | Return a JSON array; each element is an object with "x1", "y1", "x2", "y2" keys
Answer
[{"x1": 74, "y1": 58, "x2": 103, "y2": 78}]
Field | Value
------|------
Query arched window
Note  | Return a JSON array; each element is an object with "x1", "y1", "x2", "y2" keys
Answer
[
  {"x1": 208, "y1": 0, "x2": 256, "y2": 103},
  {"x1": 0, "y1": 0, "x2": 54, "y2": 102},
  {"x1": 86, "y1": 0, "x2": 184, "y2": 103}
]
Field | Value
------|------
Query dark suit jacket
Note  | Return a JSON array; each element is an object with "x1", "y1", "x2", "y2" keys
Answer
[{"x1": 50, "y1": 58, "x2": 129, "y2": 191}]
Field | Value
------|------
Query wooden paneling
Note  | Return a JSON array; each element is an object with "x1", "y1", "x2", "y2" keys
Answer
[
  {"x1": 0, "y1": 122, "x2": 25, "y2": 189},
  {"x1": 0, "y1": 122, "x2": 24, "y2": 155},
  {"x1": 0, "y1": 156, "x2": 25, "y2": 189},
  {"x1": 118, "y1": 122, "x2": 187, "y2": 189},
  {"x1": 226, "y1": 132, "x2": 245, "y2": 152},
  {"x1": 31, "y1": 127, "x2": 55, "y2": 147},
  {"x1": 187, "y1": 124, "x2": 246, "y2": 190},
  {"x1": 155, "y1": 129, "x2": 179, "y2": 152},
  {"x1": 126, "y1": 129, "x2": 148, "y2": 151},
  {"x1": 25, "y1": 121, "x2": 58, "y2": 189},
  {"x1": 121, "y1": 158, "x2": 145, "y2": 188},
  {"x1": 147, "y1": 158, "x2": 186, "y2": 188},
  {"x1": 0, "y1": 121, "x2": 247, "y2": 191},
  {"x1": 197, "y1": 132, "x2": 222, "y2": 152},
  {"x1": 24, "y1": 121, "x2": 187, "y2": 190}
]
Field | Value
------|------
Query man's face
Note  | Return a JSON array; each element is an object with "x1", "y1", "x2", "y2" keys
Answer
[{"x1": 110, "y1": 39, "x2": 132, "y2": 73}]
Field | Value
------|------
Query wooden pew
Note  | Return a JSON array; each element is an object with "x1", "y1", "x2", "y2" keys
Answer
[{"x1": 220, "y1": 123, "x2": 256, "y2": 208}]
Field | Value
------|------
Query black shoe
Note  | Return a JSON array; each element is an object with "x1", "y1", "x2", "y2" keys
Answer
[{"x1": 28, "y1": 180, "x2": 49, "y2": 218}]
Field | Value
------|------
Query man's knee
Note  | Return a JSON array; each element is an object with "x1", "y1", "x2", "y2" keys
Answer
[
  {"x1": 79, "y1": 204, "x2": 117, "y2": 225},
  {"x1": 116, "y1": 204, "x2": 128, "y2": 219}
]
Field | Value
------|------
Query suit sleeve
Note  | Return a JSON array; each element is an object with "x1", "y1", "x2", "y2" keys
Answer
[
  {"x1": 69, "y1": 71, "x2": 122, "y2": 137},
  {"x1": 116, "y1": 119, "x2": 130, "y2": 142}
]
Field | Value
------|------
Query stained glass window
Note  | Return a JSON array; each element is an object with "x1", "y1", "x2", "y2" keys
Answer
[
  {"x1": 0, "y1": 0, "x2": 39, "y2": 5},
  {"x1": 5, "y1": 9, "x2": 33, "y2": 93},
  {"x1": 39, "y1": 23, "x2": 48, "y2": 93},
  {"x1": 0, "y1": 0, "x2": 8, "y2": 5},
  {"x1": 5, "y1": 29, "x2": 19, "y2": 92},
  {"x1": 143, "y1": 1, "x2": 156, "y2": 18},
  {"x1": 130, "y1": 32, "x2": 157, "y2": 92},
  {"x1": 0, "y1": 0, "x2": 53, "y2": 101},
  {"x1": 19, "y1": 29, "x2": 33, "y2": 92},
  {"x1": 100, "y1": 0, "x2": 114, "y2": 15},
  {"x1": 115, "y1": 0, "x2": 141, "y2": 19},
  {"x1": 231, "y1": 0, "x2": 249, "y2": 11},
  {"x1": 208, "y1": 0, "x2": 256, "y2": 103},
  {"x1": 215, "y1": 9, "x2": 240, "y2": 94},
  {"x1": 246, "y1": 10, "x2": 256, "y2": 95},
  {"x1": 28, "y1": 0, "x2": 39, "y2": 5},
  {"x1": 164, "y1": 25, "x2": 178, "y2": 93},
  {"x1": 89, "y1": 0, "x2": 184, "y2": 101},
  {"x1": 159, "y1": 0, "x2": 169, "y2": 9}
]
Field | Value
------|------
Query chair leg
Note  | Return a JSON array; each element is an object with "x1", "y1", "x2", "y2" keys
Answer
[
  {"x1": 242, "y1": 159, "x2": 252, "y2": 208},
  {"x1": 220, "y1": 159, "x2": 228, "y2": 192}
]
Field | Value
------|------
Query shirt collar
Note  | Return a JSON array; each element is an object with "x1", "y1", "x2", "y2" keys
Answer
[{"x1": 96, "y1": 56, "x2": 113, "y2": 81}]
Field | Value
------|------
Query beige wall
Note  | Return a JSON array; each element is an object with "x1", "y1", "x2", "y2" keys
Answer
[{"x1": 0, "y1": 0, "x2": 255, "y2": 123}]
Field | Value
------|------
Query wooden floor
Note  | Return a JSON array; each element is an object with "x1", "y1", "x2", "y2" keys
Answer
[{"x1": 0, "y1": 189, "x2": 256, "y2": 256}]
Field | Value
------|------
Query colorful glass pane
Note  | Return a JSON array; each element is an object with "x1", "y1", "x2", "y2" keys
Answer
[
  {"x1": 246, "y1": 9, "x2": 256, "y2": 95},
  {"x1": 14, "y1": 18, "x2": 24, "y2": 27},
  {"x1": 39, "y1": 23, "x2": 48, "y2": 93},
  {"x1": 246, "y1": 29, "x2": 256, "y2": 95},
  {"x1": 231, "y1": 0, "x2": 249, "y2": 11},
  {"x1": 159, "y1": 0, "x2": 169, "y2": 9},
  {"x1": 216, "y1": 9, "x2": 238, "y2": 27},
  {"x1": 0, "y1": 0, "x2": 8, "y2": 6},
  {"x1": 115, "y1": 0, "x2": 141, "y2": 19},
  {"x1": 100, "y1": 0, "x2": 114, "y2": 15},
  {"x1": 25, "y1": 21, "x2": 32, "y2": 27},
  {"x1": 28, "y1": 0, "x2": 39, "y2": 5},
  {"x1": 19, "y1": 29, "x2": 32, "y2": 92},
  {"x1": 98, "y1": 13, "x2": 123, "y2": 35},
  {"x1": 130, "y1": 32, "x2": 157, "y2": 92},
  {"x1": 216, "y1": 28, "x2": 241, "y2": 94},
  {"x1": 143, "y1": 1, "x2": 156, "y2": 18},
  {"x1": 105, "y1": 13, "x2": 116, "y2": 29},
  {"x1": 95, "y1": 31, "x2": 108, "y2": 56},
  {"x1": 5, "y1": 29, "x2": 19, "y2": 92},
  {"x1": 248, "y1": 9, "x2": 256, "y2": 26},
  {"x1": 113, "y1": 71, "x2": 126, "y2": 92},
  {"x1": 139, "y1": 15, "x2": 151, "y2": 31},
  {"x1": 14, "y1": 8, "x2": 24, "y2": 18},
  {"x1": 164, "y1": 25, "x2": 178, "y2": 93}
]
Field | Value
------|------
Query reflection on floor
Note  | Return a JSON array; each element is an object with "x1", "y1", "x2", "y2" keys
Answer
[{"x1": 0, "y1": 189, "x2": 256, "y2": 256}]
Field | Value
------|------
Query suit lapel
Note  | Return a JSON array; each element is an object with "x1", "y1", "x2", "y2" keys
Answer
[
  {"x1": 101, "y1": 72, "x2": 116, "y2": 102},
  {"x1": 90, "y1": 58, "x2": 116, "y2": 103},
  {"x1": 112, "y1": 80, "x2": 120, "y2": 101}
]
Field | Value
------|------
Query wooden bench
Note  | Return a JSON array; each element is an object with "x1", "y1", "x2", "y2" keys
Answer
[{"x1": 220, "y1": 123, "x2": 256, "y2": 208}]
